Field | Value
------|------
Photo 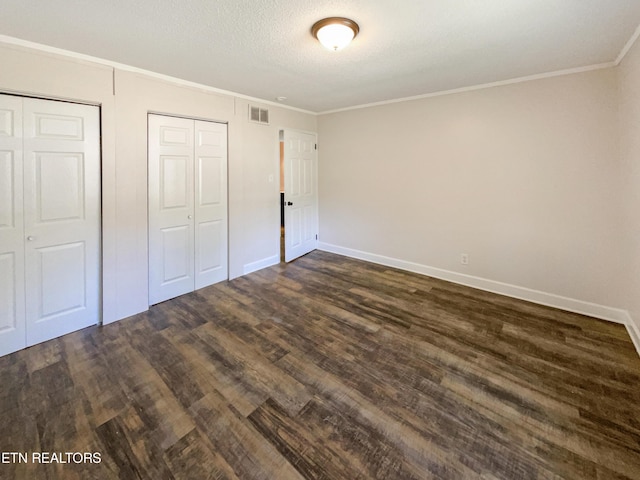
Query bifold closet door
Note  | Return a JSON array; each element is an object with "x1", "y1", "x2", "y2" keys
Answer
[
  {"x1": 193, "y1": 120, "x2": 228, "y2": 289},
  {"x1": 148, "y1": 114, "x2": 228, "y2": 305},
  {"x1": 0, "y1": 95, "x2": 26, "y2": 356},
  {"x1": 0, "y1": 94, "x2": 101, "y2": 356}
]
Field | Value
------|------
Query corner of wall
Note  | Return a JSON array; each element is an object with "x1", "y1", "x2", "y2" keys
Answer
[{"x1": 623, "y1": 312, "x2": 640, "y2": 358}]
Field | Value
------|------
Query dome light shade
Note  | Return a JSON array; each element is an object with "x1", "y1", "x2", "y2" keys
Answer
[{"x1": 312, "y1": 17, "x2": 359, "y2": 51}]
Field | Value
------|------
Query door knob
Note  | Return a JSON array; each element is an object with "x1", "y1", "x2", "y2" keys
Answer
[
  {"x1": 287, "y1": 201, "x2": 293, "y2": 206},
  {"x1": 187, "y1": 215, "x2": 193, "y2": 219},
  {"x1": 27, "y1": 236, "x2": 35, "y2": 241}
]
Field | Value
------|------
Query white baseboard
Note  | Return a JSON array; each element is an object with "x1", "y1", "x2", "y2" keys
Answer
[
  {"x1": 623, "y1": 312, "x2": 640, "y2": 357},
  {"x1": 243, "y1": 254, "x2": 280, "y2": 275},
  {"x1": 318, "y1": 242, "x2": 631, "y2": 326}
]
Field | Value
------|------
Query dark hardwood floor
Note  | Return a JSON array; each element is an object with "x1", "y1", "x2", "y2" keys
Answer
[{"x1": 1, "y1": 250, "x2": 640, "y2": 479}]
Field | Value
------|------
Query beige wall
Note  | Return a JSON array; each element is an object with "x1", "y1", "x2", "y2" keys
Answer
[
  {"x1": 619, "y1": 38, "x2": 640, "y2": 332},
  {"x1": 0, "y1": 42, "x2": 317, "y2": 324},
  {"x1": 318, "y1": 68, "x2": 625, "y2": 311}
]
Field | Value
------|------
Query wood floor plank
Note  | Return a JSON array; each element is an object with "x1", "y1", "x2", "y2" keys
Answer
[
  {"x1": 96, "y1": 334, "x2": 196, "y2": 452},
  {"x1": 189, "y1": 289, "x2": 291, "y2": 362},
  {"x1": 189, "y1": 391, "x2": 305, "y2": 480},
  {"x1": 274, "y1": 352, "x2": 486, "y2": 479},
  {"x1": 249, "y1": 396, "x2": 426, "y2": 480},
  {"x1": 162, "y1": 428, "x2": 241, "y2": 480},
  {"x1": 168, "y1": 328, "x2": 270, "y2": 418},
  {"x1": 95, "y1": 408, "x2": 176, "y2": 480},
  {"x1": 194, "y1": 322, "x2": 312, "y2": 416},
  {"x1": 62, "y1": 331, "x2": 129, "y2": 428},
  {"x1": 1, "y1": 251, "x2": 639, "y2": 479}
]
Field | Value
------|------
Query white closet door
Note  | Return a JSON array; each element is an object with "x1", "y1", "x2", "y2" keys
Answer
[
  {"x1": 194, "y1": 120, "x2": 228, "y2": 289},
  {"x1": 148, "y1": 114, "x2": 195, "y2": 305},
  {"x1": 0, "y1": 95, "x2": 26, "y2": 356},
  {"x1": 22, "y1": 98, "x2": 101, "y2": 346}
]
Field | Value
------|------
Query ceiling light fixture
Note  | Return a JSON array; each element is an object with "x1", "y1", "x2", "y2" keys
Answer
[{"x1": 311, "y1": 17, "x2": 359, "y2": 51}]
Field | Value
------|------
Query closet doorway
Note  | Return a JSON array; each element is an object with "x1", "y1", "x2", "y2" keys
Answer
[
  {"x1": 0, "y1": 94, "x2": 101, "y2": 356},
  {"x1": 148, "y1": 114, "x2": 228, "y2": 305}
]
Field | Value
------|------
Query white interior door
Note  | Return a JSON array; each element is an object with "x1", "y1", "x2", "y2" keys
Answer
[
  {"x1": 148, "y1": 115, "x2": 228, "y2": 305},
  {"x1": 22, "y1": 97, "x2": 101, "y2": 347},
  {"x1": 0, "y1": 95, "x2": 26, "y2": 356},
  {"x1": 283, "y1": 129, "x2": 318, "y2": 262},
  {"x1": 148, "y1": 115, "x2": 195, "y2": 305},
  {"x1": 194, "y1": 120, "x2": 228, "y2": 288}
]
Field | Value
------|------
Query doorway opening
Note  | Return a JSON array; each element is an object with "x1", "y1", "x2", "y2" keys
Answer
[
  {"x1": 279, "y1": 128, "x2": 319, "y2": 263},
  {"x1": 0, "y1": 93, "x2": 101, "y2": 357},
  {"x1": 148, "y1": 114, "x2": 229, "y2": 306}
]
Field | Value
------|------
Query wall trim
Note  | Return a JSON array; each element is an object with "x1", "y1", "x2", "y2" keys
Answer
[
  {"x1": 318, "y1": 242, "x2": 631, "y2": 325},
  {"x1": 1, "y1": 32, "x2": 630, "y2": 117},
  {"x1": 243, "y1": 255, "x2": 280, "y2": 275},
  {"x1": 318, "y1": 62, "x2": 615, "y2": 115},
  {"x1": 615, "y1": 22, "x2": 640, "y2": 66},
  {"x1": 0, "y1": 34, "x2": 316, "y2": 116},
  {"x1": 623, "y1": 312, "x2": 640, "y2": 358}
]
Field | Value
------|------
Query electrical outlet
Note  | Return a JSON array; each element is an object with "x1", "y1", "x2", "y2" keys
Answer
[{"x1": 460, "y1": 253, "x2": 469, "y2": 265}]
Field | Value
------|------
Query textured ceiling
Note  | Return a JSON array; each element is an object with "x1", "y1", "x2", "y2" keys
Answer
[{"x1": 1, "y1": 0, "x2": 639, "y2": 112}]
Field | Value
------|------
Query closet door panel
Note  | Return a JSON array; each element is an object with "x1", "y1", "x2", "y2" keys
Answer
[
  {"x1": 160, "y1": 225, "x2": 191, "y2": 283},
  {"x1": 148, "y1": 114, "x2": 195, "y2": 305},
  {"x1": 22, "y1": 98, "x2": 100, "y2": 346},
  {"x1": 0, "y1": 94, "x2": 26, "y2": 356},
  {"x1": 197, "y1": 220, "x2": 222, "y2": 276},
  {"x1": 194, "y1": 120, "x2": 228, "y2": 289}
]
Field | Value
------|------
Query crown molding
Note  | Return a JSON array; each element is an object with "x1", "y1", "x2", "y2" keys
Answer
[
  {"x1": 318, "y1": 62, "x2": 615, "y2": 115},
  {"x1": 0, "y1": 34, "x2": 317, "y2": 116},
  {"x1": 615, "y1": 22, "x2": 640, "y2": 66},
  {"x1": 2, "y1": 29, "x2": 635, "y2": 116}
]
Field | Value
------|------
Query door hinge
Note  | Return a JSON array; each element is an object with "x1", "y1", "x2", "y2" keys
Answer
[
  {"x1": 315, "y1": 144, "x2": 317, "y2": 150},
  {"x1": 316, "y1": 234, "x2": 318, "y2": 240}
]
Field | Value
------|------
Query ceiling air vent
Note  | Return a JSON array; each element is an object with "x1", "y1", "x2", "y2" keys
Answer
[{"x1": 249, "y1": 105, "x2": 269, "y2": 125}]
